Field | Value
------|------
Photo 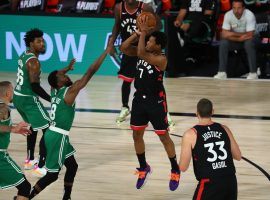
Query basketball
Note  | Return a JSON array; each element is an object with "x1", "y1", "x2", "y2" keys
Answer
[{"x1": 136, "y1": 12, "x2": 157, "y2": 30}]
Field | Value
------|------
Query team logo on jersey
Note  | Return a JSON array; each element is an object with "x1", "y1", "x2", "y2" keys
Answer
[{"x1": 105, "y1": 33, "x2": 122, "y2": 69}]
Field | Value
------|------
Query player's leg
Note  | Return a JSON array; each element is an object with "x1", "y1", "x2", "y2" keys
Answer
[
  {"x1": 149, "y1": 99, "x2": 180, "y2": 191},
  {"x1": 27, "y1": 97, "x2": 50, "y2": 176},
  {"x1": 29, "y1": 172, "x2": 59, "y2": 198},
  {"x1": 15, "y1": 179, "x2": 31, "y2": 200},
  {"x1": 130, "y1": 98, "x2": 151, "y2": 189},
  {"x1": 12, "y1": 95, "x2": 38, "y2": 170},
  {"x1": 24, "y1": 127, "x2": 38, "y2": 170},
  {"x1": 116, "y1": 55, "x2": 136, "y2": 123},
  {"x1": 63, "y1": 155, "x2": 78, "y2": 200}
]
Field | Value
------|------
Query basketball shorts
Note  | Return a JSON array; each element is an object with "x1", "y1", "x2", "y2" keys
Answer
[
  {"x1": 118, "y1": 54, "x2": 138, "y2": 82},
  {"x1": 13, "y1": 94, "x2": 50, "y2": 131},
  {"x1": 0, "y1": 151, "x2": 25, "y2": 189},
  {"x1": 193, "y1": 174, "x2": 237, "y2": 200},
  {"x1": 44, "y1": 128, "x2": 76, "y2": 173},
  {"x1": 130, "y1": 93, "x2": 168, "y2": 135}
]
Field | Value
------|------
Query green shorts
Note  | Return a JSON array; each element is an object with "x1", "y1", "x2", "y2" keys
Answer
[
  {"x1": 13, "y1": 94, "x2": 50, "y2": 131},
  {"x1": 0, "y1": 151, "x2": 25, "y2": 190},
  {"x1": 44, "y1": 128, "x2": 76, "y2": 173}
]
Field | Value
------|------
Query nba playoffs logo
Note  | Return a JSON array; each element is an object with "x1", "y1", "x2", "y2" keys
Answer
[{"x1": 105, "y1": 33, "x2": 122, "y2": 69}]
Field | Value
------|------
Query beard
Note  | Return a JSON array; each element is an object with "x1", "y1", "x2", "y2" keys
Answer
[
  {"x1": 39, "y1": 47, "x2": 46, "y2": 54},
  {"x1": 65, "y1": 80, "x2": 73, "y2": 87}
]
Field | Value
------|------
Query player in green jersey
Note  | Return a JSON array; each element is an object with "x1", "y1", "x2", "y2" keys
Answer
[
  {"x1": 13, "y1": 28, "x2": 51, "y2": 176},
  {"x1": 0, "y1": 81, "x2": 32, "y2": 200},
  {"x1": 29, "y1": 46, "x2": 111, "y2": 200}
]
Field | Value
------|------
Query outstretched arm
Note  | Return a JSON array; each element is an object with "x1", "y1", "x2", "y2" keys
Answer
[
  {"x1": 64, "y1": 48, "x2": 110, "y2": 106},
  {"x1": 58, "y1": 59, "x2": 76, "y2": 74}
]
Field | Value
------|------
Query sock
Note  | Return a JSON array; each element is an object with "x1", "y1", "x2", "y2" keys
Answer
[
  {"x1": 121, "y1": 81, "x2": 131, "y2": 109},
  {"x1": 63, "y1": 183, "x2": 73, "y2": 200},
  {"x1": 136, "y1": 152, "x2": 147, "y2": 169},
  {"x1": 27, "y1": 128, "x2": 38, "y2": 160},
  {"x1": 38, "y1": 129, "x2": 47, "y2": 168},
  {"x1": 169, "y1": 155, "x2": 180, "y2": 172},
  {"x1": 29, "y1": 185, "x2": 40, "y2": 199}
]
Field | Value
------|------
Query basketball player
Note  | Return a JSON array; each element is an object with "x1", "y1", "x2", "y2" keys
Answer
[
  {"x1": 29, "y1": 48, "x2": 111, "y2": 200},
  {"x1": 120, "y1": 17, "x2": 180, "y2": 191},
  {"x1": 179, "y1": 98, "x2": 242, "y2": 200},
  {"x1": 13, "y1": 28, "x2": 52, "y2": 177},
  {"x1": 107, "y1": 0, "x2": 156, "y2": 124},
  {"x1": 0, "y1": 81, "x2": 32, "y2": 200}
]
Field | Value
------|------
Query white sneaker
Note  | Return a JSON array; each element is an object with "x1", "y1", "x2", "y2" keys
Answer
[
  {"x1": 257, "y1": 68, "x2": 261, "y2": 76},
  {"x1": 246, "y1": 73, "x2": 258, "y2": 80},
  {"x1": 32, "y1": 165, "x2": 47, "y2": 177},
  {"x1": 167, "y1": 113, "x2": 176, "y2": 133},
  {"x1": 24, "y1": 159, "x2": 38, "y2": 170},
  {"x1": 116, "y1": 107, "x2": 130, "y2": 124},
  {"x1": 214, "y1": 72, "x2": 227, "y2": 79}
]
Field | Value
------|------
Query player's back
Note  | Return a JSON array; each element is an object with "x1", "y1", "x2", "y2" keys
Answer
[
  {"x1": 192, "y1": 122, "x2": 235, "y2": 181},
  {"x1": 14, "y1": 51, "x2": 37, "y2": 96}
]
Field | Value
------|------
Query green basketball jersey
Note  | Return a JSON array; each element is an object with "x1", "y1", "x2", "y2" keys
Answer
[
  {"x1": 0, "y1": 102, "x2": 11, "y2": 149},
  {"x1": 50, "y1": 87, "x2": 75, "y2": 131},
  {"x1": 14, "y1": 51, "x2": 38, "y2": 96}
]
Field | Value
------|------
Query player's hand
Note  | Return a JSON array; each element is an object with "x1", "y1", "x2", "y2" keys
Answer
[
  {"x1": 174, "y1": 20, "x2": 182, "y2": 27},
  {"x1": 135, "y1": 29, "x2": 142, "y2": 36},
  {"x1": 68, "y1": 58, "x2": 76, "y2": 70},
  {"x1": 107, "y1": 37, "x2": 117, "y2": 56},
  {"x1": 11, "y1": 122, "x2": 31, "y2": 136},
  {"x1": 138, "y1": 15, "x2": 153, "y2": 34}
]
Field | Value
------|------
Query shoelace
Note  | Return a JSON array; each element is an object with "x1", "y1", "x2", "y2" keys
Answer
[
  {"x1": 170, "y1": 173, "x2": 180, "y2": 181},
  {"x1": 134, "y1": 170, "x2": 147, "y2": 179}
]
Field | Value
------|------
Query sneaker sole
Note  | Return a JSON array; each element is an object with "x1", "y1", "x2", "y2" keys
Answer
[{"x1": 138, "y1": 167, "x2": 152, "y2": 190}]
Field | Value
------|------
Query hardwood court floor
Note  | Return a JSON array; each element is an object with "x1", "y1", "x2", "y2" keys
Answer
[{"x1": 0, "y1": 73, "x2": 269, "y2": 200}]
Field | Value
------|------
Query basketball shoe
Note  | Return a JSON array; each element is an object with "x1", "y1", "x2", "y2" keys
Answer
[
  {"x1": 24, "y1": 159, "x2": 38, "y2": 170},
  {"x1": 167, "y1": 113, "x2": 176, "y2": 133},
  {"x1": 135, "y1": 164, "x2": 152, "y2": 189},
  {"x1": 32, "y1": 165, "x2": 47, "y2": 177},
  {"x1": 169, "y1": 170, "x2": 180, "y2": 191},
  {"x1": 116, "y1": 107, "x2": 130, "y2": 124}
]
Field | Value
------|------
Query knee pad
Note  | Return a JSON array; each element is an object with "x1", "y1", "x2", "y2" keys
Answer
[{"x1": 17, "y1": 180, "x2": 31, "y2": 197}]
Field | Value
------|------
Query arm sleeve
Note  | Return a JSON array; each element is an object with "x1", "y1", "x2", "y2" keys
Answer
[
  {"x1": 246, "y1": 12, "x2": 256, "y2": 32},
  {"x1": 222, "y1": 12, "x2": 231, "y2": 30},
  {"x1": 31, "y1": 83, "x2": 51, "y2": 102}
]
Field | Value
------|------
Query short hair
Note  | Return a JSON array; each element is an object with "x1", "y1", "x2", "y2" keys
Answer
[
  {"x1": 150, "y1": 31, "x2": 167, "y2": 49},
  {"x1": 232, "y1": 0, "x2": 245, "y2": 6},
  {"x1": 197, "y1": 98, "x2": 213, "y2": 118},
  {"x1": 24, "y1": 28, "x2": 44, "y2": 47},
  {"x1": 0, "y1": 81, "x2": 12, "y2": 96},
  {"x1": 48, "y1": 71, "x2": 58, "y2": 88}
]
